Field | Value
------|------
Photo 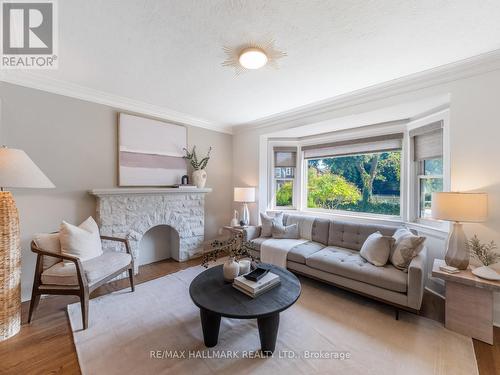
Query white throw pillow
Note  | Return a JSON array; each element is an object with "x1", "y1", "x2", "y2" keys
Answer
[
  {"x1": 271, "y1": 223, "x2": 299, "y2": 239},
  {"x1": 360, "y1": 231, "x2": 395, "y2": 267},
  {"x1": 60, "y1": 217, "x2": 103, "y2": 262},
  {"x1": 33, "y1": 232, "x2": 61, "y2": 270},
  {"x1": 260, "y1": 212, "x2": 284, "y2": 237},
  {"x1": 390, "y1": 227, "x2": 426, "y2": 271}
]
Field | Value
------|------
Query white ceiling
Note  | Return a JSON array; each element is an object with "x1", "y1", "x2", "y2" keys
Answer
[{"x1": 5, "y1": 0, "x2": 500, "y2": 131}]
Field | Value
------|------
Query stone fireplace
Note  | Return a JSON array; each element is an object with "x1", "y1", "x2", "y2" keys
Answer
[{"x1": 90, "y1": 188, "x2": 212, "y2": 273}]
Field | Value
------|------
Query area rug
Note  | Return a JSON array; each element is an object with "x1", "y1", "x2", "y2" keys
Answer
[{"x1": 68, "y1": 265, "x2": 478, "y2": 375}]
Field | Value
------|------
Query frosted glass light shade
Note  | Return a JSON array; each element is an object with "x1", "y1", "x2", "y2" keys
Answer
[
  {"x1": 0, "y1": 148, "x2": 55, "y2": 188},
  {"x1": 431, "y1": 192, "x2": 487, "y2": 222},
  {"x1": 234, "y1": 187, "x2": 255, "y2": 203},
  {"x1": 238, "y1": 48, "x2": 268, "y2": 69}
]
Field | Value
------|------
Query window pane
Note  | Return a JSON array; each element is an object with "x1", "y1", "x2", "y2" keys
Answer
[
  {"x1": 307, "y1": 151, "x2": 401, "y2": 215},
  {"x1": 274, "y1": 167, "x2": 294, "y2": 179},
  {"x1": 423, "y1": 158, "x2": 443, "y2": 175},
  {"x1": 276, "y1": 180, "x2": 293, "y2": 207},
  {"x1": 420, "y1": 177, "x2": 443, "y2": 218}
]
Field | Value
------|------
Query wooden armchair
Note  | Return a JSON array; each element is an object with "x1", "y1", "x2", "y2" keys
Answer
[{"x1": 28, "y1": 235, "x2": 134, "y2": 329}]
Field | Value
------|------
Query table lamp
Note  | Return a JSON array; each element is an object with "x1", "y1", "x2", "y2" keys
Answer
[
  {"x1": 234, "y1": 187, "x2": 255, "y2": 226},
  {"x1": 0, "y1": 147, "x2": 55, "y2": 341},
  {"x1": 431, "y1": 192, "x2": 487, "y2": 270}
]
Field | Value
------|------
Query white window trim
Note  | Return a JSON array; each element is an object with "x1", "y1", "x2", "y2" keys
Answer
[
  {"x1": 268, "y1": 141, "x2": 300, "y2": 210},
  {"x1": 407, "y1": 109, "x2": 450, "y2": 229}
]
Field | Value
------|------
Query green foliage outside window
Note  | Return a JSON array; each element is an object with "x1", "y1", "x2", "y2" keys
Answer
[
  {"x1": 276, "y1": 181, "x2": 293, "y2": 206},
  {"x1": 307, "y1": 151, "x2": 401, "y2": 215}
]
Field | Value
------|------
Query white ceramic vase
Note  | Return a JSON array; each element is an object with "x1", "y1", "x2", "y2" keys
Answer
[
  {"x1": 223, "y1": 257, "x2": 239, "y2": 282},
  {"x1": 192, "y1": 169, "x2": 207, "y2": 188}
]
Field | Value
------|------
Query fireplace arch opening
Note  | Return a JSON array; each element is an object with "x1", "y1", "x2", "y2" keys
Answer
[{"x1": 138, "y1": 225, "x2": 180, "y2": 266}]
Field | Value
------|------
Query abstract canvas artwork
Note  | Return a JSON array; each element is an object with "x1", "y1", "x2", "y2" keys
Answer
[{"x1": 118, "y1": 113, "x2": 187, "y2": 186}]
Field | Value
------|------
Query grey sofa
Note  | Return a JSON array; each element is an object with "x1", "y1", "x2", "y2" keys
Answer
[{"x1": 244, "y1": 214, "x2": 427, "y2": 315}]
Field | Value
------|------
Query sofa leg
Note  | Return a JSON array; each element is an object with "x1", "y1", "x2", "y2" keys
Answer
[{"x1": 394, "y1": 308, "x2": 399, "y2": 320}]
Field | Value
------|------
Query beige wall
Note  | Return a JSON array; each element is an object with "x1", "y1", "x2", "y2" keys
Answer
[
  {"x1": 233, "y1": 67, "x2": 500, "y2": 324},
  {"x1": 0, "y1": 82, "x2": 232, "y2": 301}
]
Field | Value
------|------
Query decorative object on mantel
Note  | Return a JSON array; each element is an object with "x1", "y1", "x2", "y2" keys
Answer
[
  {"x1": 183, "y1": 146, "x2": 212, "y2": 188},
  {"x1": 0, "y1": 147, "x2": 55, "y2": 341},
  {"x1": 432, "y1": 192, "x2": 488, "y2": 270},
  {"x1": 222, "y1": 38, "x2": 287, "y2": 75},
  {"x1": 118, "y1": 113, "x2": 187, "y2": 187},
  {"x1": 230, "y1": 209, "x2": 239, "y2": 227},
  {"x1": 201, "y1": 231, "x2": 257, "y2": 282},
  {"x1": 234, "y1": 187, "x2": 255, "y2": 226},
  {"x1": 467, "y1": 235, "x2": 500, "y2": 280}
]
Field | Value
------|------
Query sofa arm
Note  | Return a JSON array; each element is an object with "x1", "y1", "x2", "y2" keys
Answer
[
  {"x1": 242, "y1": 226, "x2": 261, "y2": 241},
  {"x1": 407, "y1": 247, "x2": 427, "y2": 310}
]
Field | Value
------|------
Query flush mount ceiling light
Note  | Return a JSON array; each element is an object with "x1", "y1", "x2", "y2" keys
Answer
[
  {"x1": 238, "y1": 48, "x2": 268, "y2": 70},
  {"x1": 222, "y1": 39, "x2": 287, "y2": 75}
]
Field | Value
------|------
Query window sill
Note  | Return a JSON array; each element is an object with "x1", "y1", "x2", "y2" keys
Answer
[
  {"x1": 266, "y1": 208, "x2": 450, "y2": 238},
  {"x1": 267, "y1": 208, "x2": 404, "y2": 226}
]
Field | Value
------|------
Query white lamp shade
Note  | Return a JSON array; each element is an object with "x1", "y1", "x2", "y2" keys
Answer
[
  {"x1": 0, "y1": 148, "x2": 55, "y2": 188},
  {"x1": 431, "y1": 192, "x2": 487, "y2": 222},
  {"x1": 234, "y1": 187, "x2": 255, "y2": 203}
]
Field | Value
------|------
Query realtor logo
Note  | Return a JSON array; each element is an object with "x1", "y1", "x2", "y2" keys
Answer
[{"x1": 1, "y1": 0, "x2": 58, "y2": 69}]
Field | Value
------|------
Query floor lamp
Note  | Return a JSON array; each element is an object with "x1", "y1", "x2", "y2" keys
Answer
[{"x1": 0, "y1": 147, "x2": 55, "y2": 341}]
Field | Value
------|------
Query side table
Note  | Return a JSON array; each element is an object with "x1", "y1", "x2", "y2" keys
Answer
[{"x1": 432, "y1": 259, "x2": 500, "y2": 344}]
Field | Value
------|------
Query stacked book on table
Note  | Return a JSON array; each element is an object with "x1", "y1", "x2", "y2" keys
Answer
[{"x1": 233, "y1": 272, "x2": 280, "y2": 298}]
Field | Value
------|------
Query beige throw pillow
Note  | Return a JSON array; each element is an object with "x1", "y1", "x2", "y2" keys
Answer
[
  {"x1": 260, "y1": 212, "x2": 284, "y2": 237},
  {"x1": 390, "y1": 228, "x2": 426, "y2": 271},
  {"x1": 271, "y1": 223, "x2": 299, "y2": 239},
  {"x1": 33, "y1": 232, "x2": 61, "y2": 270},
  {"x1": 60, "y1": 217, "x2": 103, "y2": 262},
  {"x1": 359, "y1": 231, "x2": 395, "y2": 267}
]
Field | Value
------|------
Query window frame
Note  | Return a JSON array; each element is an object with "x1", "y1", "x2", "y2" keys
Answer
[
  {"x1": 416, "y1": 159, "x2": 444, "y2": 220},
  {"x1": 269, "y1": 143, "x2": 300, "y2": 210},
  {"x1": 408, "y1": 110, "x2": 450, "y2": 227},
  {"x1": 302, "y1": 149, "x2": 404, "y2": 219}
]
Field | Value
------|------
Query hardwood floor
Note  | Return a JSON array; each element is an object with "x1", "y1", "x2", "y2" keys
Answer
[{"x1": 0, "y1": 258, "x2": 498, "y2": 375}]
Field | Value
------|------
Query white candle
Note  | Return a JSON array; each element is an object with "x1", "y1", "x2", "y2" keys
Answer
[{"x1": 239, "y1": 259, "x2": 251, "y2": 275}]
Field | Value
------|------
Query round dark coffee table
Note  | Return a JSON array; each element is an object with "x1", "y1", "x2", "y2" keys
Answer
[{"x1": 189, "y1": 263, "x2": 301, "y2": 354}]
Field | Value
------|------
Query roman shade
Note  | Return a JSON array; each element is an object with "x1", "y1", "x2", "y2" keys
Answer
[
  {"x1": 274, "y1": 146, "x2": 297, "y2": 167},
  {"x1": 410, "y1": 121, "x2": 443, "y2": 161},
  {"x1": 302, "y1": 134, "x2": 403, "y2": 160}
]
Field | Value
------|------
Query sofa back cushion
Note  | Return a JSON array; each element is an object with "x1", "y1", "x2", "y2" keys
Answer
[
  {"x1": 328, "y1": 221, "x2": 399, "y2": 251},
  {"x1": 283, "y1": 214, "x2": 314, "y2": 240},
  {"x1": 282, "y1": 214, "x2": 330, "y2": 245}
]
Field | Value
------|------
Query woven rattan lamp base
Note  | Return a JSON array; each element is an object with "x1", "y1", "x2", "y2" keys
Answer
[{"x1": 0, "y1": 191, "x2": 21, "y2": 340}]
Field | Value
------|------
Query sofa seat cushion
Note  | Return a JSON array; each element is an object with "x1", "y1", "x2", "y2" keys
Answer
[
  {"x1": 288, "y1": 241, "x2": 325, "y2": 264},
  {"x1": 41, "y1": 251, "x2": 132, "y2": 286},
  {"x1": 305, "y1": 247, "x2": 407, "y2": 293}
]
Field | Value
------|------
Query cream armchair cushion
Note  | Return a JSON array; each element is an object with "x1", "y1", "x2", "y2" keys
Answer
[
  {"x1": 33, "y1": 232, "x2": 61, "y2": 270},
  {"x1": 60, "y1": 217, "x2": 103, "y2": 262},
  {"x1": 41, "y1": 251, "x2": 132, "y2": 286}
]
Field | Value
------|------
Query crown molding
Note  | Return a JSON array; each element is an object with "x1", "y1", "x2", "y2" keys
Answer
[
  {"x1": 234, "y1": 49, "x2": 500, "y2": 134},
  {"x1": 0, "y1": 71, "x2": 232, "y2": 134}
]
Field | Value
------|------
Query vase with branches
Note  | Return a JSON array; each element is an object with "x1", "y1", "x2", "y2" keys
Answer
[
  {"x1": 183, "y1": 146, "x2": 212, "y2": 188},
  {"x1": 202, "y1": 231, "x2": 258, "y2": 282},
  {"x1": 467, "y1": 235, "x2": 500, "y2": 266}
]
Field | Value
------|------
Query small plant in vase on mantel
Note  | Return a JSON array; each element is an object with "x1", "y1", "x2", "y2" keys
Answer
[
  {"x1": 183, "y1": 146, "x2": 212, "y2": 188},
  {"x1": 468, "y1": 235, "x2": 500, "y2": 280}
]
